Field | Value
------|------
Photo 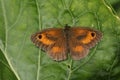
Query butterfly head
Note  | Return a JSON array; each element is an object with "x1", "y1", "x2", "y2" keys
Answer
[{"x1": 64, "y1": 24, "x2": 71, "y2": 30}]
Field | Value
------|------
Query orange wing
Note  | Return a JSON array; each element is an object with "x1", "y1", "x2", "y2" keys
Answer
[
  {"x1": 68, "y1": 27, "x2": 102, "y2": 60},
  {"x1": 31, "y1": 28, "x2": 67, "y2": 61}
]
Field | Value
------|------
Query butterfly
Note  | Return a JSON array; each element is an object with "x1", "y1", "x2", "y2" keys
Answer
[{"x1": 31, "y1": 25, "x2": 102, "y2": 61}]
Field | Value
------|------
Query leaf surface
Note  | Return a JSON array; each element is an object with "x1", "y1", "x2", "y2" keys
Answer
[{"x1": 0, "y1": 0, "x2": 120, "y2": 80}]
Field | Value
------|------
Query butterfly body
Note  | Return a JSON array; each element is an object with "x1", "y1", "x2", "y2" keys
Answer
[{"x1": 31, "y1": 25, "x2": 102, "y2": 61}]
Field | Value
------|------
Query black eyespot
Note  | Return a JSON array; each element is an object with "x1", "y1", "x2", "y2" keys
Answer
[
  {"x1": 38, "y1": 34, "x2": 42, "y2": 39},
  {"x1": 91, "y1": 32, "x2": 95, "y2": 37}
]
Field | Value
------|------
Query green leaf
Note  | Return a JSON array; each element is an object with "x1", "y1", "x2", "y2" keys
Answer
[
  {"x1": 0, "y1": 40, "x2": 17, "y2": 80},
  {"x1": 0, "y1": 50, "x2": 18, "y2": 80},
  {"x1": 0, "y1": 0, "x2": 120, "y2": 80}
]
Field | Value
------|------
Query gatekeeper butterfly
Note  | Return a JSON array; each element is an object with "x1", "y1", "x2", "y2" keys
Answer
[{"x1": 31, "y1": 25, "x2": 102, "y2": 61}]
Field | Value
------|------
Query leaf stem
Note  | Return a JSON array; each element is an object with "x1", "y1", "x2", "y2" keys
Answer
[{"x1": 35, "y1": 0, "x2": 43, "y2": 80}]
